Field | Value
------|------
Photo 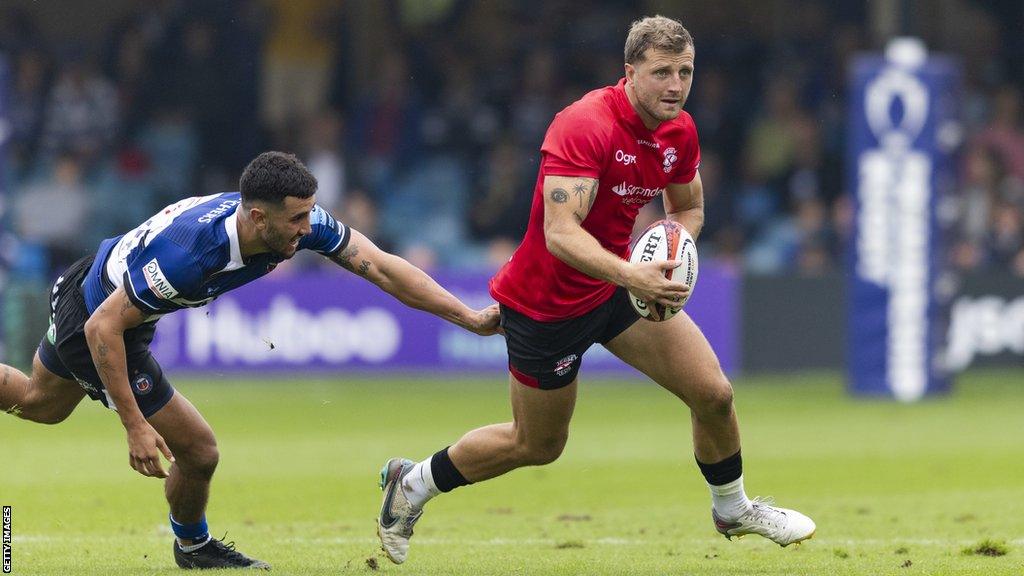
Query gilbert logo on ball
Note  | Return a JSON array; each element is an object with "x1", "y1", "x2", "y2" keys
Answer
[{"x1": 627, "y1": 219, "x2": 698, "y2": 322}]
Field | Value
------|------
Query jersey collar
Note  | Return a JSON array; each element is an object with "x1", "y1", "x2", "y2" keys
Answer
[
  {"x1": 223, "y1": 211, "x2": 246, "y2": 272},
  {"x1": 613, "y1": 77, "x2": 656, "y2": 135}
]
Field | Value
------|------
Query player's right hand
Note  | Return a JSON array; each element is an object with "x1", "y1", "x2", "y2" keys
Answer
[
  {"x1": 125, "y1": 422, "x2": 175, "y2": 478},
  {"x1": 625, "y1": 260, "x2": 690, "y2": 308}
]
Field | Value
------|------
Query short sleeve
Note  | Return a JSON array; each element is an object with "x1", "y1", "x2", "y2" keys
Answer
[
  {"x1": 540, "y1": 105, "x2": 610, "y2": 178},
  {"x1": 670, "y1": 116, "x2": 702, "y2": 184},
  {"x1": 299, "y1": 204, "x2": 350, "y2": 255},
  {"x1": 122, "y1": 237, "x2": 201, "y2": 313}
]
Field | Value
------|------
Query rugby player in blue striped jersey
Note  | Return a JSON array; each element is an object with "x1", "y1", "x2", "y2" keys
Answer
[{"x1": 0, "y1": 151, "x2": 500, "y2": 570}]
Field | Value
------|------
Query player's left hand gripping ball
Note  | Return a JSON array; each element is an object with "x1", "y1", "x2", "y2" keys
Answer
[{"x1": 627, "y1": 219, "x2": 698, "y2": 321}]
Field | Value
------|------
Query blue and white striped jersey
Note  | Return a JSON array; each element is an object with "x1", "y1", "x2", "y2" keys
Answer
[{"x1": 82, "y1": 192, "x2": 349, "y2": 316}]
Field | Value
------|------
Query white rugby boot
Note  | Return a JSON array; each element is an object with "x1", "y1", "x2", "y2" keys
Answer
[
  {"x1": 377, "y1": 458, "x2": 423, "y2": 564},
  {"x1": 712, "y1": 497, "x2": 816, "y2": 547}
]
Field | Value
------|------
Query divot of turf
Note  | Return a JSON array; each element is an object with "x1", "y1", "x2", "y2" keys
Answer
[
  {"x1": 961, "y1": 539, "x2": 1008, "y2": 557},
  {"x1": 555, "y1": 541, "x2": 585, "y2": 549},
  {"x1": 833, "y1": 548, "x2": 850, "y2": 559},
  {"x1": 365, "y1": 556, "x2": 379, "y2": 570},
  {"x1": 900, "y1": 560, "x2": 913, "y2": 568}
]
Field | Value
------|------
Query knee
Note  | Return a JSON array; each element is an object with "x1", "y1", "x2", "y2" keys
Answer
[
  {"x1": 177, "y1": 438, "x2": 219, "y2": 478},
  {"x1": 516, "y1": 432, "x2": 568, "y2": 466},
  {"x1": 28, "y1": 409, "x2": 73, "y2": 425},
  {"x1": 16, "y1": 396, "x2": 74, "y2": 425},
  {"x1": 693, "y1": 379, "x2": 735, "y2": 420}
]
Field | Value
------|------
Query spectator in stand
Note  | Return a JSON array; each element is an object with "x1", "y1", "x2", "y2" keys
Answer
[
  {"x1": 11, "y1": 151, "x2": 91, "y2": 274},
  {"x1": 302, "y1": 108, "x2": 347, "y2": 214},
  {"x1": 510, "y1": 49, "x2": 560, "y2": 149},
  {"x1": 972, "y1": 84, "x2": 1024, "y2": 183},
  {"x1": 262, "y1": 0, "x2": 341, "y2": 145},
  {"x1": 156, "y1": 18, "x2": 234, "y2": 183},
  {"x1": 744, "y1": 78, "x2": 812, "y2": 187},
  {"x1": 468, "y1": 139, "x2": 533, "y2": 268},
  {"x1": 347, "y1": 50, "x2": 421, "y2": 195},
  {"x1": 101, "y1": 22, "x2": 156, "y2": 139},
  {"x1": 952, "y1": 146, "x2": 1002, "y2": 271},
  {"x1": 39, "y1": 47, "x2": 120, "y2": 167},
  {"x1": 8, "y1": 47, "x2": 52, "y2": 177},
  {"x1": 340, "y1": 190, "x2": 392, "y2": 254},
  {"x1": 987, "y1": 199, "x2": 1024, "y2": 276}
]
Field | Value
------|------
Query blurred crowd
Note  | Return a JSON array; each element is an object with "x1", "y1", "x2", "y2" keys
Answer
[{"x1": 1, "y1": 0, "x2": 1023, "y2": 281}]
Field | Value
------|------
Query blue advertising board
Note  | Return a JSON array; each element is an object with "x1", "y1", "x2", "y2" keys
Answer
[
  {"x1": 847, "y1": 39, "x2": 959, "y2": 400},
  {"x1": 149, "y1": 264, "x2": 739, "y2": 376}
]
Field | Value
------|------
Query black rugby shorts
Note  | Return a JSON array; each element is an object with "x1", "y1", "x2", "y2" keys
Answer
[
  {"x1": 499, "y1": 287, "x2": 640, "y2": 390},
  {"x1": 37, "y1": 255, "x2": 175, "y2": 418}
]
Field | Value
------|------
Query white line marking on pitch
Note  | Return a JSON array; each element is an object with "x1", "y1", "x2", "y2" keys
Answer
[{"x1": 13, "y1": 534, "x2": 1024, "y2": 547}]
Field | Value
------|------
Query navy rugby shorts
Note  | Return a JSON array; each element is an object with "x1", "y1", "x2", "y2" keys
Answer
[{"x1": 37, "y1": 255, "x2": 175, "y2": 418}]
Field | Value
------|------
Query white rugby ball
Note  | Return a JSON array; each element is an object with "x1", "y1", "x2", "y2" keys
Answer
[{"x1": 627, "y1": 219, "x2": 698, "y2": 321}]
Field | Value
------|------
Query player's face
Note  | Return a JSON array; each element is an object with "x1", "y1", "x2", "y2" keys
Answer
[
  {"x1": 261, "y1": 195, "x2": 316, "y2": 259},
  {"x1": 626, "y1": 46, "x2": 695, "y2": 127}
]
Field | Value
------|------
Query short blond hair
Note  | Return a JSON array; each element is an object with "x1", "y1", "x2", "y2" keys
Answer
[{"x1": 624, "y1": 15, "x2": 693, "y2": 64}]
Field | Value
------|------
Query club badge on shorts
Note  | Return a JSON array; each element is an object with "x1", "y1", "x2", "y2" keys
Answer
[
  {"x1": 132, "y1": 373, "x2": 154, "y2": 395},
  {"x1": 554, "y1": 354, "x2": 578, "y2": 377}
]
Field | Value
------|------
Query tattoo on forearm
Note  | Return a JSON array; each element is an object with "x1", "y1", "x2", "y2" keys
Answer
[
  {"x1": 587, "y1": 180, "x2": 598, "y2": 209},
  {"x1": 551, "y1": 188, "x2": 569, "y2": 203},
  {"x1": 357, "y1": 260, "x2": 371, "y2": 276},
  {"x1": 119, "y1": 295, "x2": 132, "y2": 315},
  {"x1": 573, "y1": 211, "x2": 585, "y2": 223},
  {"x1": 95, "y1": 341, "x2": 115, "y2": 380},
  {"x1": 335, "y1": 244, "x2": 360, "y2": 271}
]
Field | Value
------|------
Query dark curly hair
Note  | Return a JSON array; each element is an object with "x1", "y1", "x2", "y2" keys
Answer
[{"x1": 239, "y1": 151, "x2": 318, "y2": 205}]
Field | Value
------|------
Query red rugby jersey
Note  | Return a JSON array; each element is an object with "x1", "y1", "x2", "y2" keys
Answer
[{"x1": 489, "y1": 78, "x2": 701, "y2": 321}]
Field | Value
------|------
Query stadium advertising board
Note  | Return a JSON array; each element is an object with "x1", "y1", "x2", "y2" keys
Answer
[
  {"x1": 947, "y1": 272, "x2": 1024, "y2": 371},
  {"x1": 151, "y1": 265, "x2": 738, "y2": 375},
  {"x1": 847, "y1": 39, "x2": 959, "y2": 400}
]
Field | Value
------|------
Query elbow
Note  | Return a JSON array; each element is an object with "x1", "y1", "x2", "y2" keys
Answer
[
  {"x1": 84, "y1": 314, "x2": 118, "y2": 344},
  {"x1": 544, "y1": 231, "x2": 567, "y2": 261},
  {"x1": 83, "y1": 316, "x2": 102, "y2": 345}
]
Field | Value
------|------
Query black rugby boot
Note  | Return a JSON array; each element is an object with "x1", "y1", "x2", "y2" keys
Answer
[{"x1": 173, "y1": 536, "x2": 271, "y2": 570}]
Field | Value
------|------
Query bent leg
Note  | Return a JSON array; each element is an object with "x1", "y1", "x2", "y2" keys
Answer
[
  {"x1": 603, "y1": 311, "x2": 739, "y2": 463},
  {"x1": 448, "y1": 375, "x2": 577, "y2": 482},
  {"x1": 148, "y1": 391, "x2": 219, "y2": 525},
  {"x1": 0, "y1": 352, "x2": 85, "y2": 424}
]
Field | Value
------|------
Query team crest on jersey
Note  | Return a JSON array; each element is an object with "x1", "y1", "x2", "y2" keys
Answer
[
  {"x1": 662, "y1": 147, "x2": 678, "y2": 173},
  {"x1": 144, "y1": 258, "x2": 178, "y2": 300},
  {"x1": 554, "y1": 354, "x2": 578, "y2": 376}
]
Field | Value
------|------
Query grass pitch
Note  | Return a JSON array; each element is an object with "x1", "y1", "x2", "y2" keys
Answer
[{"x1": 1, "y1": 369, "x2": 1022, "y2": 575}]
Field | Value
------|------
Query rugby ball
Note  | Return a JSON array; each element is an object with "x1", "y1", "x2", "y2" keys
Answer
[{"x1": 627, "y1": 219, "x2": 698, "y2": 321}]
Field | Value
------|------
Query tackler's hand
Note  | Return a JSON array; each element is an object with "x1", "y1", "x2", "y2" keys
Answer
[{"x1": 125, "y1": 421, "x2": 175, "y2": 479}]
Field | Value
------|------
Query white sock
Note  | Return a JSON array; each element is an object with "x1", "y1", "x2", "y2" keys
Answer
[
  {"x1": 177, "y1": 534, "x2": 211, "y2": 552},
  {"x1": 401, "y1": 457, "x2": 441, "y2": 509},
  {"x1": 709, "y1": 476, "x2": 752, "y2": 522}
]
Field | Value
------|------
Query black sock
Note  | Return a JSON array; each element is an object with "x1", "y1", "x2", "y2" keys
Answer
[
  {"x1": 430, "y1": 447, "x2": 472, "y2": 492},
  {"x1": 696, "y1": 450, "x2": 743, "y2": 486}
]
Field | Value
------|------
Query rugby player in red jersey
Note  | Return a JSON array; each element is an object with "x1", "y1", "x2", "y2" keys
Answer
[{"x1": 377, "y1": 15, "x2": 815, "y2": 563}]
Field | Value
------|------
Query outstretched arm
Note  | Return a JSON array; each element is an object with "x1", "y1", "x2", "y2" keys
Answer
[
  {"x1": 84, "y1": 287, "x2": 174, "y2": 478},
  {"x1": 329, "y1": 229, "x2": 500, "y2": 336}
]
